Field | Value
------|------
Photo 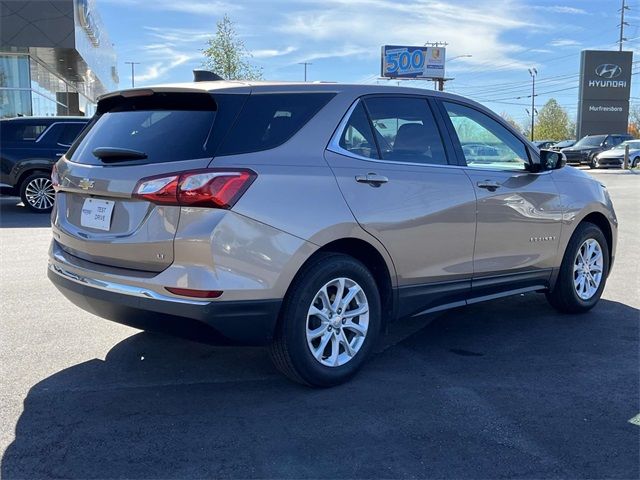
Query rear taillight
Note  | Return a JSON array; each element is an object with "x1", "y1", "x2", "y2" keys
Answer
[
  {"x1": 133, "y1": 169, "x2": 256, "y2": 209},
  {"x1": 51, "y1": 163, "x2": 60, "y2": 190}
]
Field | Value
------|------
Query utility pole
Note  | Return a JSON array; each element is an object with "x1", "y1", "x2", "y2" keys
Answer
[
  {"x1": 125, "y1": 61, "x2": 140, "y2": 88},
  {"x1": 528, "y1": 68, "x2": 537, "y2": 141},
  {"x1": 298, "y1": 62, "x2": 312, "y2": 82},
  {"x1": 619, "y1": 0, "x2": 629, "y2": 51}
]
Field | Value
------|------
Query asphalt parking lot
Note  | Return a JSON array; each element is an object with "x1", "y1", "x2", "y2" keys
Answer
[{"x1": 0, "y1": 167, "x2": 638, "y2": 479}]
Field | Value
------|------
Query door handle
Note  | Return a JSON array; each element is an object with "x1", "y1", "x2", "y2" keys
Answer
[
  {"x1": 355, "y1": 173, "x2": 389, "y2": 187},
  {"x1": 476, "y1": 180, "x2": 501, "y2": 191},
  {"x1": 55, "y1": 153, "x2": 64, "y2": 157}
]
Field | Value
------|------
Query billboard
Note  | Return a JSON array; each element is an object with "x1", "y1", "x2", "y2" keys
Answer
[
  {"x1": 381, "y1": 45, "x2": 446, "y2": 79},
  {"x1": 577, "y1": 50, "x2": 633, "y2": 138}
]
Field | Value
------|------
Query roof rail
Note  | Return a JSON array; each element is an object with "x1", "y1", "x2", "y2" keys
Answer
[{"x1": 193, "y1": 69, "x2": 224, "y2": 82}]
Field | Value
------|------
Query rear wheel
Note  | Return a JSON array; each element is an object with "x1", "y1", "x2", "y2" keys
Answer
[
  {"x1": 632, "y1": 156, "x2": 639, "y2": 168},
  {"x1": 20, "y1": 172, "x2": 55, "y2": 213},
  {"x1": 546, "y1": 222, "x2": 609, "y2": 313},
  {"x1": 269, "y1": 253, "x2": 381, "y2": 387}
]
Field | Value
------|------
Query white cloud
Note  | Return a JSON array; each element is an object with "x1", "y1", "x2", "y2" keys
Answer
[
  {"x1": 102, "y1": 0, "x2": 239, "y2": 16},
  {"x1": 548, "y1": 38, "x2": 581, "y2": 47},
  {"x1": 531, "y1": 5, "x2": 588, "y2": 15},
  {"x1": 251, "y1": 46, "x2": 298, "y2": 58},
  {"x1": 277, "y1": 0, "x2": 535, "y2": 72}
]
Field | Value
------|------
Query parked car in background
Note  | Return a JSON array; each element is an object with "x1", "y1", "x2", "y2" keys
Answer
[
  {"x1": 48, "y1": 80, "x2": 617, "y2": 386},
  {"x1": 593, "y1": 140, "x2": 640, "y2": 168},
  {"x1": 1, "y1": 117, "x2": 89, "y2": 212},
  {"x1": 550, "y1": 139, "x2": 576, "y2": 151},
  {"x1": 561, "y1": 133, "x2": 633, "y2": 168},
  {"x1": 532, "y1": 140, "x2": 556, "y2": 150}
]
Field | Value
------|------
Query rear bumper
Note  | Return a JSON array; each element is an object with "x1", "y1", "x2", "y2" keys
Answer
[{"x1": 48, "y1": 264, "x2": 281, "y2": 345}]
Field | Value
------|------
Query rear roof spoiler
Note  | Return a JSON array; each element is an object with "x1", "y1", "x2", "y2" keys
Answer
[{"x1": 193, "y1": 70, "x2": 224, "y2": 82}]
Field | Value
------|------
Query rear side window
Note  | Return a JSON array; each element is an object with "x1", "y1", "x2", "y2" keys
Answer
[
  {"x1": 1, "y1": 123, "x2": 48, "y2": 142},
  {"x1": 363, "y1": 96, "x2": 448, "y2": 165},
  {"x1": 217, "y1": 93, "x2": 335, "y2": 156},
  {"x1": 339, "y1": 102, "x2": 379, "y2": 159}
]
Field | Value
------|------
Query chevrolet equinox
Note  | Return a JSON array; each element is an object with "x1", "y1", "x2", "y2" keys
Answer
[{"x1": 48, "y1": 79, "x2": 617, "y2": 386}]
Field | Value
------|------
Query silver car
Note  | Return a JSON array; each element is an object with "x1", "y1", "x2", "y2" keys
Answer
[
  {"x1": 594, "y1": 140, "x2": 640, "y2": 168},
  {"x1": 48, "y1": 80, "x2": 617, "y2": 386}
]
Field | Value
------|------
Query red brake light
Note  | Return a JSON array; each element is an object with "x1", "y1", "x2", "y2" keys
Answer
[{"x1": 133, "y1": 169, "x2": 256, "y2": 209}]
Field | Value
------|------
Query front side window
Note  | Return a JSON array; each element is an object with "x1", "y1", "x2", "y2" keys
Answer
[
  {"x1": 364, "y1": 97, "x2": 447, "y2": 165},
  {"x1": 444, "y1": 102, "x2": 529, "y2": 171},
  {"x1": 58, "y1": 123, "x2": 87, "y2": 146}
]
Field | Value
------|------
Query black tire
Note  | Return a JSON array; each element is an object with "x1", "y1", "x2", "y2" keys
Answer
[
  {"x1": 632, "y1": 157, "x2": 639, "y2": 168},
  {"x1": 269, "y1": 253, "x2": 381, "y2": 387},
  {"x1": 19, "y1": 171, "x2": 55, "y2": 213},
  {"x1": 546, "y1": 222, "x2": 609, "y2": 314},
  {"x1": 588, "y1": 156, "x2": 597, "y2": 169}
]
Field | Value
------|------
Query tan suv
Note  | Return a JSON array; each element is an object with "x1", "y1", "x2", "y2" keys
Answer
[{"x1": 48, "y1": 80, "x2": 617, "y2": 386}]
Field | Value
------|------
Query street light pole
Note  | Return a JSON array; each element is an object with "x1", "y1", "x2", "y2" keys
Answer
[
  {"x1": 528, "y1": 68, "x2": 537, "y2": 141},
  {"x1": 125, "y1": 61, "x2": 140, "y2": 88},
  {"x1": 298, "y1": 62, "x2": 312, "y2": 82}
]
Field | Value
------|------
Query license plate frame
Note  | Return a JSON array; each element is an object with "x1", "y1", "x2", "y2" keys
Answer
[{"x1": 80, "y1": 198, "x2": 115, "y2": 231}]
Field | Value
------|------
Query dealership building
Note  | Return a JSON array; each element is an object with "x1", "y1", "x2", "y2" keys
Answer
[{"x1": 0, "y1": 0, "x2": 118, "y2": 118}]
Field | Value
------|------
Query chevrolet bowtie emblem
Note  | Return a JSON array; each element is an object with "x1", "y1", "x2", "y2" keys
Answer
[{"x1": 78, "y1": 178, "x2": 95, "y2": 190}]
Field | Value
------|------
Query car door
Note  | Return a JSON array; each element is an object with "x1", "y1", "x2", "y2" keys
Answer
[
  {"x1": 325, "y1": 95, "x2": 477, "y2": 317},
  {"x1": 439, "y1": 100, "x2": 563, "y2": 298}
]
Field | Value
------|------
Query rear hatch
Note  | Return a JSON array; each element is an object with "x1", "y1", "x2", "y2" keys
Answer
[{"x1": 53, "y1": 90, "x2": 247, "y2": 272}]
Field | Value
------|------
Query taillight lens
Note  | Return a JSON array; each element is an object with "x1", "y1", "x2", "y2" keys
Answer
[
  {"x1": 133, "y1": 169, "x2": 256, "y2": 209},
  {"x1": 51, "y1": 163, "x2": 60, "y2": 190}
]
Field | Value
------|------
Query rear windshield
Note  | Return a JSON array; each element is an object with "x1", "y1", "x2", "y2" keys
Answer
[
  {"x1": 217, "y1": 92, "x2": 335, "y2": 156},
  {"x1": 69, "y1": 92, "x2": 220, "y2": 165},
  {"x1": 68, "y1": 91, "x2": 334, "y2": 165}
]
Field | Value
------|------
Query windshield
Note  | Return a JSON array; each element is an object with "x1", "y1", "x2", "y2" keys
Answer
[{"x1": 574, "y1": 135, "x2": 606, "y2": 147}]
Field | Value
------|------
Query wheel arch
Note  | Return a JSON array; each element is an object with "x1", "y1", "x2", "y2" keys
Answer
[
  {"x1": 579, "y1": 211, "x2": 613, "y2": 267},
  {"x1": 282, "y1": 237, "x2": 397, "y2": 328}
]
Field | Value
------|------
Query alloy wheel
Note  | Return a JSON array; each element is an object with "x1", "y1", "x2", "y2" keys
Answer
[
  {"x1": 573, "y1": 238, "x2": 604, "y2": 300},
  {"x1": 306, "y1": 277, "x2": 369, "y2": 367},
  {"x1": 24, "y1": 177, "x2": 55, "y2": 211}
]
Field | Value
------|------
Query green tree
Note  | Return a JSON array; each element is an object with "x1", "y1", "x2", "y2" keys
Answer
[
  {"x1": 532, "y1": 99, "x2": 572, "y2": 141},
  {"x1": 202, "y1": 15, "x2": 263, "y2": 80}
]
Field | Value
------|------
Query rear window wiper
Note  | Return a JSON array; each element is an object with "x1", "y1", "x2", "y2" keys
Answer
[{"x1": 92, "y1": 147, "x2": 148, "y2": 162}]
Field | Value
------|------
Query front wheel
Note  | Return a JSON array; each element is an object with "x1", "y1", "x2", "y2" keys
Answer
[
  {"x1": 269, "y1": 253, "x2": 381, "y2": 387},
  {"x1": 589, "y1": 156, "x2": 598, "y2": 169},
  {"x1": 19, "y1": 172, "x2": 55, "y2": 213},
  {"x1": 546, "y1": 222, "x2": 609, "y2": 313},
  {"x1": 632, "y1": 156, "x2": 639, "y2": 168}
]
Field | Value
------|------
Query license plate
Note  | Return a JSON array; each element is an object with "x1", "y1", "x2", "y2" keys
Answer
[{"x1": 81, "y1": 198, "x2": 115, "y2": 231}]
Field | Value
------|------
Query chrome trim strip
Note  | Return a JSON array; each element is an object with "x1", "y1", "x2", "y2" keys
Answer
[
  {"x1": 49, "y1": 263, "x2": 211, "y2": 306},
  {"x1": 36, "y1": 122, "x2": 87, "y2": 143}
]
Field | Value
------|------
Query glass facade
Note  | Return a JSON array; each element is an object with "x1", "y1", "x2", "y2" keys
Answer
[
  {"x1": 0, "y1": 53, "x2": 100, "y2": 118},
  {"x1": 0, "y1": 54, "x2": 31, "y2": 117}
]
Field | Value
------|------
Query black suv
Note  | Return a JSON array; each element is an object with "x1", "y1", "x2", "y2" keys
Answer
[
  {"x1": 561, "y1": 133, "x2": 633, "y2": 168},
  {"x1": 0, "y1": 117, "x2": 89, "y2": 212}
]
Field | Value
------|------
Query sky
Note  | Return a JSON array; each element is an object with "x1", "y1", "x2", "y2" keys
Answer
[{"x1": 98, "y1": 0, "x2": 640, "y2": 128}]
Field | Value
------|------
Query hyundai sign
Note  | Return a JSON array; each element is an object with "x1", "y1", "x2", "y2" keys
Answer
[
  {"x1": 577, "y1": 50, "x2": 633, "y2": 138},
  {"x1": 381, "y1": 45, "x2": 446, "y2": 79}
]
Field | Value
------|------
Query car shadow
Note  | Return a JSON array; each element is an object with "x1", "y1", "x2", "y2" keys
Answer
[
  {"x1": 0, "y1": 197, "x2": 51, "y2": 228},
  {"x1": 2, "y1": 295, "x2": 639, "y2": 479}
]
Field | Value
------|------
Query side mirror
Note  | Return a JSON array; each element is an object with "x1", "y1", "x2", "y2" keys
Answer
[{"x1": 540, "y1": 149, "x2": 566, "y2": 170}]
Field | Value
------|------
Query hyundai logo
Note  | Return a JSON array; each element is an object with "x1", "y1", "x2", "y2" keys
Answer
[{"x1": 595, "y1": 64, "x2": 622, "y2": 79}]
